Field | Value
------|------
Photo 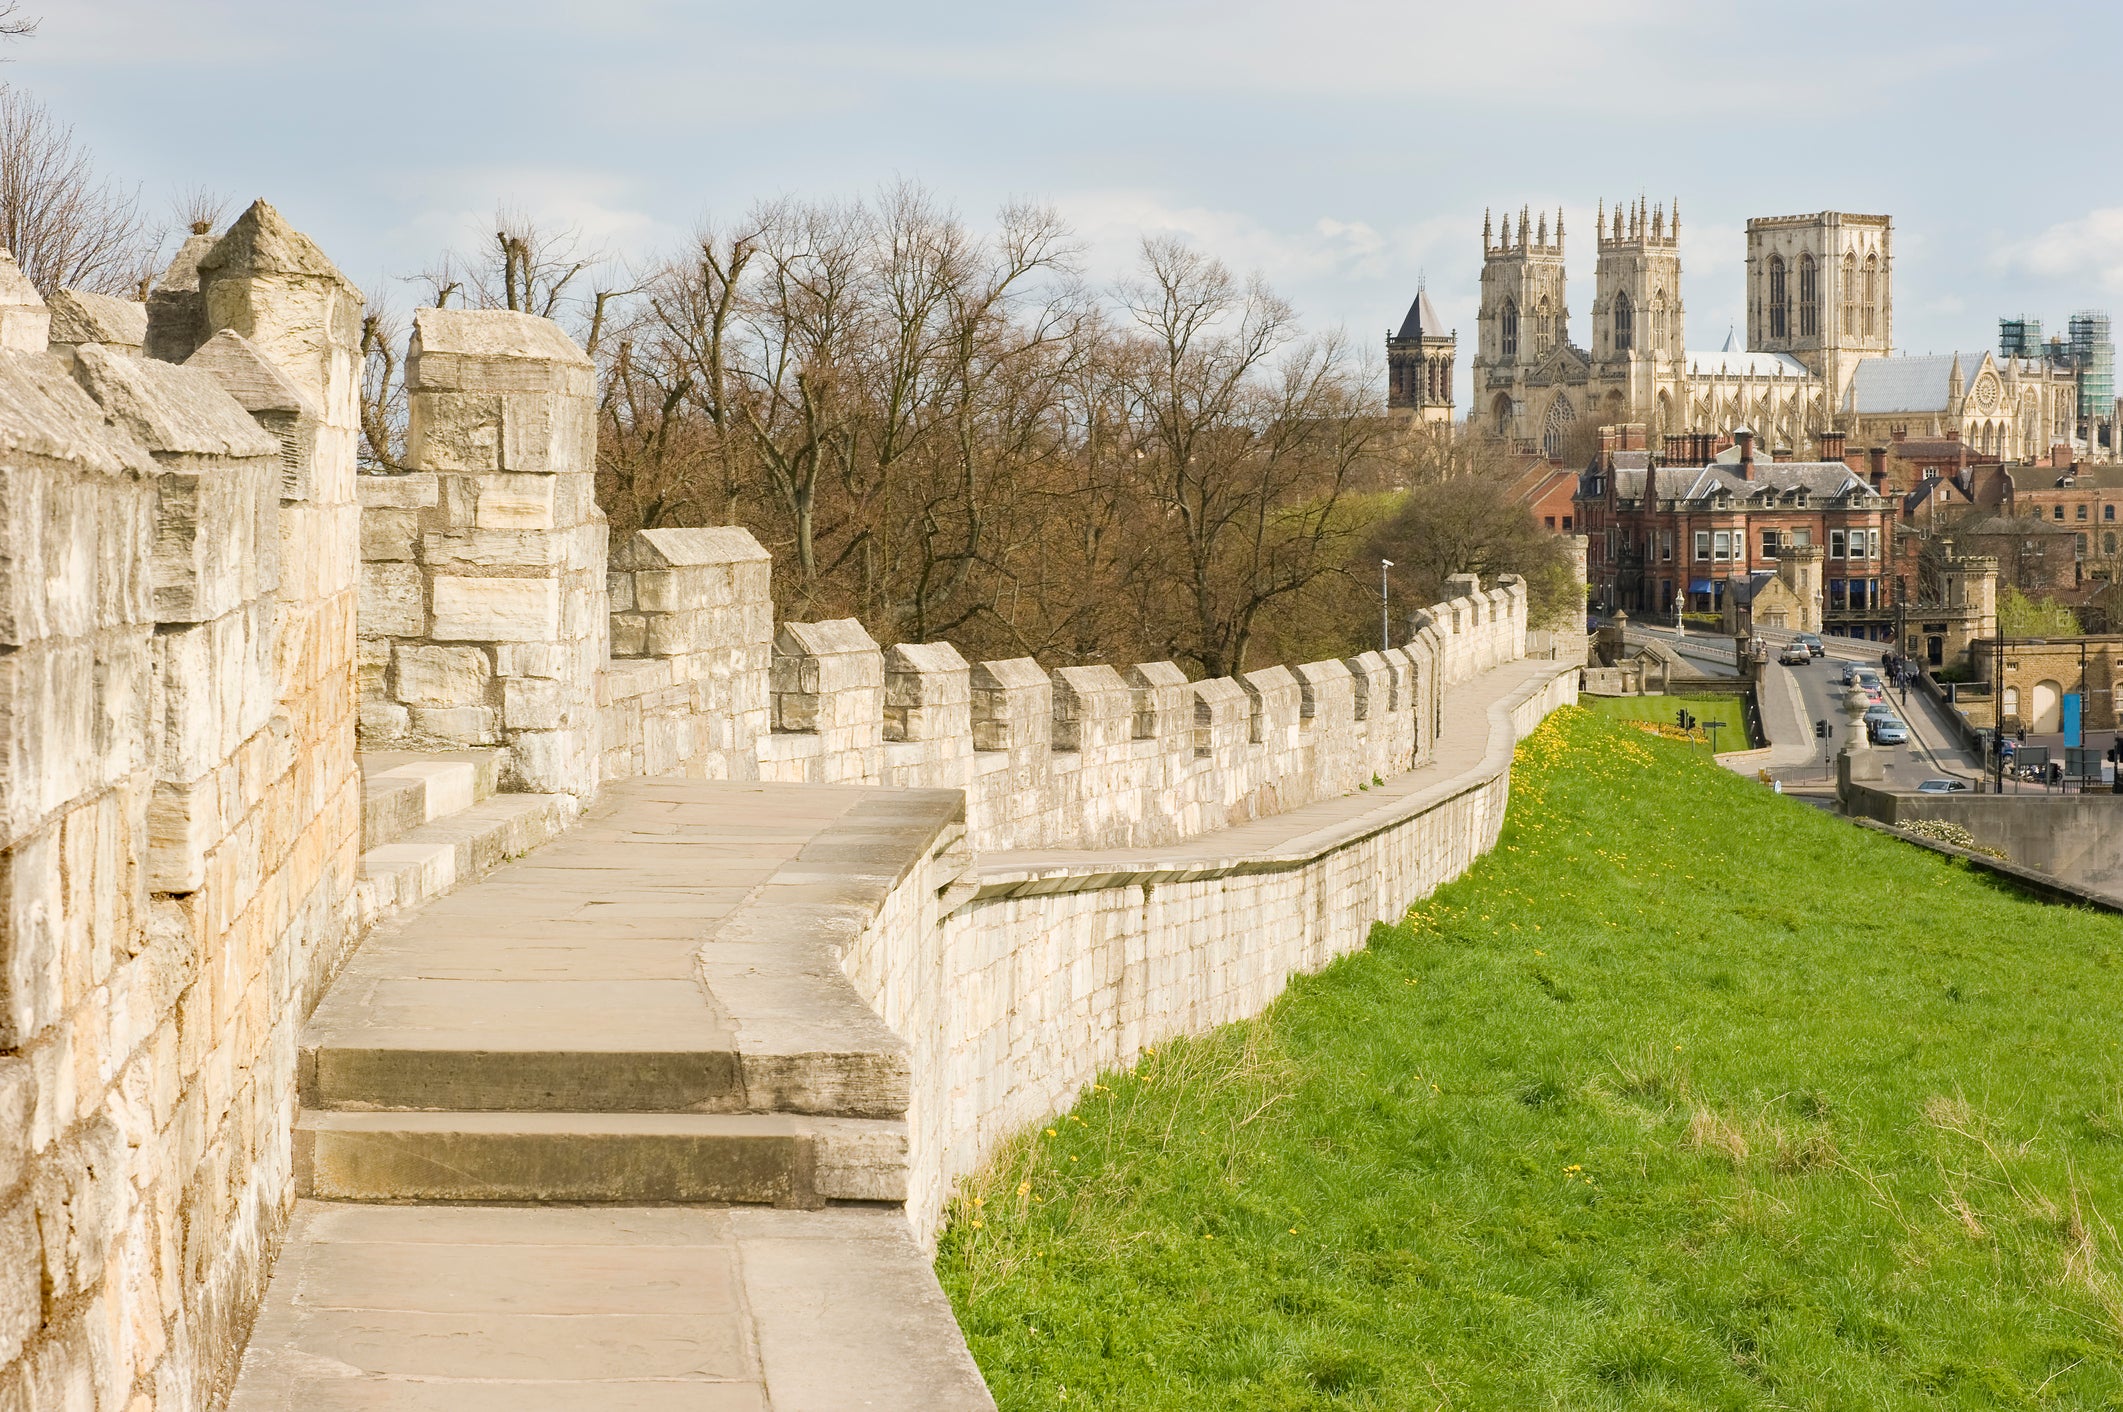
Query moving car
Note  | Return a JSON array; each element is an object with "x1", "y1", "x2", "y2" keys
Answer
[
  {"x1": 1840, "y1": 663, "x2": 1860, "y2": 686},
  {"x1": 1863, "y1": 704, "x2": 1895, "y2": 723},
  {"x1": 1777, "y1": 643, "x2": 1812, "y2": 666},
  {"x1": 1870, "y1": 719, "x2": 1908, "y2": 745},
  {"x1": 1916, "y1": 778, "x2": 1970, "y2": 793},
  {"x1": 1795, "y1": 633, "x2": 1825, "y2": 657}
]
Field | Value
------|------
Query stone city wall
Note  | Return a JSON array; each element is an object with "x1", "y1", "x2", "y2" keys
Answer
[
  {"x1": 0, "y1": 196, "x2": 1565, "y2": 1409},
  {"x1": 0, "y1": 203, "x2": 364, "y2": 1412},
  {"x1": 849, "y1": 662, "x2": 1577, "y2": 1239}
]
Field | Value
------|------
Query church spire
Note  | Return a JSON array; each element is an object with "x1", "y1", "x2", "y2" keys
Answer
[
  {"x1": 1671, "y1": 197, "x2": 1680, "y2": 241},
  {"x1": 1483, "y1": 207, "x2": 1493, "y2": 252},
  {"x1": 1555, "y1": 206, "x2": 1565, "y2": 254},
  {"x1": 1536, "y1": 209, "x2": 1548, "y2": 248},
  {"x1": 1499, "y1": 209, "x2": 1512, "y2": 249},
  {"x1": 1519, "y1": 206, "x2": 1531, "y2": 250}
]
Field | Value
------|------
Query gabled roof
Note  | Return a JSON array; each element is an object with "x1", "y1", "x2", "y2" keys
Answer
[
  {"x1": 1686, "y1": 348, "x2": 1813, "y2": 378},
  {"x1": 1608, "y1": 460, "x2": 1867, "y2": 504},
  {"x1": 1394, "y1": 287, "x2": 1447, "y2": 342},
  {"x1": 1847, "y1": 354, "x2": 1966, "y2": 414}
]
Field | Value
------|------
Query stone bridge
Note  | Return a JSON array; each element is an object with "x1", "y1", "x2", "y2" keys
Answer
[{"x1": 0, "y1": 202, "x2": 1577, "y2": 1409}]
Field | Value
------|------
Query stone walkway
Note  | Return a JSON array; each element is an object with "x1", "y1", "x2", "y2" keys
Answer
[
  {"x1": 230, "y1": 659, "x2": 1569, "y2": 1410},
  {"x1": 232, "y1": 778, "x2": 991, "y2": 1410}
]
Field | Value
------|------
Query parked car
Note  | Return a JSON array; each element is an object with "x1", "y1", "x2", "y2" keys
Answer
[
  {"x1": 1777, "y1": 643, "x2": 1811, "y2": 665},
  {"x1": 1840, "y1": 663, "x2": 1860, "y2": 686},
  {"x1": 1863, "y1": 704, "x2": 1896, "y2": 722},
  {"x1": 1857, "y1": 669, "x2": 1882, "y2": 690},
  {"x1": 1916, "y1": 778, "x2": 1970, "y2": 793},
  {"x1": 1796, "y1": 633, "x2": 1825, "y2": 657},
  {"x1": 1870, "y1": 719, "x2": 1908, "y2": 745}
]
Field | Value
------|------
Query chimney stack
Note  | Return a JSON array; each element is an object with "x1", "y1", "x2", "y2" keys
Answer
[
  {"x1": 1817, "y1": 429, "x2": 1847, "y2": 463},
  {"x1": 1868, "y1": 445, "x2": 1888, "y2": 489},
  {"x1": 1735, "y1": 426, "x2": 1755, "y2": 479}
]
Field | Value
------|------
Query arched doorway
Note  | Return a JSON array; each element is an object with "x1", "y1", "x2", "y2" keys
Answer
[{"x1": 2031, "y1": 679, "x2": 2064, "y2": 733}]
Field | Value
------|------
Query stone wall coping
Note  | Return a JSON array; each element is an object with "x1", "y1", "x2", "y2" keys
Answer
[
  {"x1": 412, "y1": 306, "x2": 593, "y2": 367},
  {"x1": 618, "y1": 525, "x2": 770, "y2": 570},
  {"x1": 777, "y1": 617, "x2": 878, "y2": 657},
  {"x1": 182, "y1": 330, "x2": 315, "y2": 417},
  {"x1": 964, "y1": 659, "x2": 1569, "y2": 901},
  {"x1": 49, "y1": 288, "x2": 147, "y2": 348},
  {"x1": 73, "y1": 343, "x2": 280, "y2": 458},
  {"x1": 0, "y1": 352, "x2": 151, "y2": 475},
  {"x1": 887, "y1": 640, "x2": 970, "y2": 675}
]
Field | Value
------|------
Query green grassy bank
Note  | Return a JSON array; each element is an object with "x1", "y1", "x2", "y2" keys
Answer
[
  {"x1": 938, "y1": 706, "x2": 2123, "y2": 1409},
  {"x1": 1579, "y1": 692, "x2": 1752, "y2": 746}
]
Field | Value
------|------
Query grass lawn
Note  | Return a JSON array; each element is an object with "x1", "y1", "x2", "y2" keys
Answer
[
  {"x1": 938, "y1": 706, "x2": 2123, "y2": 1409},
  {"x1": 1579, "y1": 692, "x2": 1752, "y2": 748}
]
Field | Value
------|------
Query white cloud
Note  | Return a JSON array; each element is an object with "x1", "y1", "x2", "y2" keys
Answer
[{"x1": 1997, "y1": 209, "x2": 2123, "y2": 293}]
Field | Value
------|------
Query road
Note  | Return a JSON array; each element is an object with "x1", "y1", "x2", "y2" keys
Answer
[{"x1": 1614, "y1": 621, "x2": 1984, "y2": 788}]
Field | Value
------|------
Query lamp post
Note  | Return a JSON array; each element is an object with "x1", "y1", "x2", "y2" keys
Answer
[{"x1": 1380, "y1": 559, "x2": 1394, "y2": 653}]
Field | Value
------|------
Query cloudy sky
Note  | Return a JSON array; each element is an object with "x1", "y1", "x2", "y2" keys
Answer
[{"x1": 24, "y1": 0, "x2": 2123, "y2": 404}]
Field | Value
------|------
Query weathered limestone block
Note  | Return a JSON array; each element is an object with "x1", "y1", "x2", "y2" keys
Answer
[
  {"x1": 884, "y1": 641, "x2": 971, "y2": 745},
  {"x1": 392, "y1": 645, "x2": 491, "y2": 707},
  {"x1": 772, "y1": 619, "x2": 882, "y2": 783},
  {"x1": 196, "y1": 202, "x2": 364, "y2": 509},
  {"x1": 359, "y1": 562, "x2": 424, "y2": 638},
  {"x1": 0, "y1": 250, "x2": 48, "y2": 353},
  {"x1": 1293, "y1": 658, "x2": 1358, "y2": 792},
  {"x1": 1126, "y1": 662, "x2": 1189, "y2": 742},
  {"x1": 46, "y1": 288, "x2": 147, "y2": 366},
  {"x1": 143, "y1": 230, "x2": 217, "y2": 363},
  {"x1": 1190, "y1": 677, "x2": 1248, "y2": 762},
  {"x1": 1051, "y1": 666, "x2": 1131, "y2": 756},
  {"x1": 184, "y1": 330, "x2": 322, "y2": 502},
  {"x1": 0, "y1": 361, "x2": 155, "y2": 649},
  {"x1": 1239, "y1": 666, "x2": 1301, "y2": 750},
  {"x1": 970, "y1": 659, "x2": 1049, "y2": 755},
  {"x1": 430, "y1": 577, "x2": 560, "y2": 642}
]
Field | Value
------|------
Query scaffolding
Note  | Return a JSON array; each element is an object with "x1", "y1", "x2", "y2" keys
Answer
[
  {"x1": 2070, "y1": 311, "x2": 2115, "y2": 422},
  {"x1": 1999, "y1": 315, "x2": 2044, "y2": 360}
]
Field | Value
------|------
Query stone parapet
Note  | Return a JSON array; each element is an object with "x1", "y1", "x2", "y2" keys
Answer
[
  {"x1": 357, "y1": 307, "x2": 605, "y2": 799},
  {"x1": 0, "y1": 201, "x2": 365, "y2": 1411}
]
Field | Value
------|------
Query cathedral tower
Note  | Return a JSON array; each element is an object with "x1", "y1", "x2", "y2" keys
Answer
[
  {"x1": 1387, "y1": 279, "x2": 1454, "y2": 427},
  {"x1": 1592, "y1": 197, "x2": 1684, "y2": 366},
  {"x1": 1745, "y1": 211, "x2": 1892, "y2": 411},
  {"x1": 1472, "y1": 205, "x2": 1567, "y2": 435}
]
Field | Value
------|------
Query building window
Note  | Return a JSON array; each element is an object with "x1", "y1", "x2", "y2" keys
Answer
[
  {"x1": 2055, "y1": 505, "x2": 2066, "y2": 521},
  {"x1": 1613, "y1": 291, "x2": 1634, "y2": 353},
  {"x1": 1829, "y1": 579, "x2": 1847, "y2": 610},
  {"x1": 1712, "y1": 531, "x2": 1731, "y2": 561},
  {"x1": 1500, "y1": 297, "x2": 1518, "y2": 360},
  {"x1": 2106, "y1": 532, "x2": 2116, "y2": 555},
  {"x1": 1762, "y1": 529, "x2": 1781, "y2": 558},
  {"x1": 1767, "y1": 255, "x2": 1787, "y2": 339},
  {"x1": 1798, "y1": 253, "x2": 1818, "y2": 336},
  {"x1": 1562, "y1": 515, "x2": 1572, "y2": 531},
  {"x1": 1545, "y1": 516, "x2": 1556, "y2": 530},
  {"x1": 1922, "y1": 465, "x2": 1938, "y2": 480},
  {"x1": 1841, "y1": 251, "x2": 1857, "y2": 336},
  {"x1": 2078, "y1": 533, "x2": 2089, "y2": 555},
  {"x1": 1659, "y1": 530, "x2": 1671, "y2": 561},
  {"x1": 1694, "y1": 530, "x2": 1710, "y2": 561},
  {"x1": 1789, "y1": 527, "x2": 1812, "y2": 548},
  {"x1": 2107, "y1": 504, "x2": 2115, "y2": 521},
  {"x1": 1830, "y1": 529, "x2": 1847, "y2": 558},
  {"x1": 1862, "y1": 252, "x2": 1880, "y2": 337},
  {"x1": 2078, "y1": 503, "x2": 2089, "y2": 520}
]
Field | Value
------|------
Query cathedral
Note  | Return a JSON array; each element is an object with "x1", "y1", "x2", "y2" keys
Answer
[{"x1": 1422, "y1": 204, "x2": 1905, "y2": 459}]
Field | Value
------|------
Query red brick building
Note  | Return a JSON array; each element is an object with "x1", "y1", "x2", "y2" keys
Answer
[{"x1": 1576, "y1": 428, "x2": 1907, "y2": 639}]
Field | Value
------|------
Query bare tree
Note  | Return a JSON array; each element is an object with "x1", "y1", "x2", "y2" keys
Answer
[
  {"x1": 0, "y1": 85, "x2": 153, "y2": 294},
  {"x1": 0, "y1": 5, "x2": 36, "y2": 40}
]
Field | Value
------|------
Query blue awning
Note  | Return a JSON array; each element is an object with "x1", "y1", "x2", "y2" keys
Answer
[{"x1": 1688, "y1": 579, "x2": 1713, "y2": 593}]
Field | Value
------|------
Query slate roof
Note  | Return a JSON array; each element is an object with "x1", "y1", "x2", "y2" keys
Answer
[
  {"x1": 1609, "y1": 460, "x2": 1868, "y2": 504},
  {"x1": 1394, "y1": 288, "x2": 1446, "y2": 342},
  {"x1": 1848, "y1": 354, "x2": 1963, "y2": 414},
  {"x1": 1686, "y1": 347, "x2": 1814, "y2": 378}
]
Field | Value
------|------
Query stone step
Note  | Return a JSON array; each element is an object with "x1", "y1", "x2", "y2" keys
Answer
[
  {"x1": 294, "y1": 1109, "x2": 907, "y2": 1207},
  {"x1": 352, "y1": 793, "x2": 578, "y2": 932},
  {"x1": 300, "y1": 1029, "x2": 909, "y2": 1118},
  {"x1": 359, "y1": 748, "x2": 502, "y2": 851}
]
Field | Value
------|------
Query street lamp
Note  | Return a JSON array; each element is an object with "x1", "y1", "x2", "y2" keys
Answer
[{"x1": 1380, "y1": 559, "x2": 1394, "y2": 653}]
